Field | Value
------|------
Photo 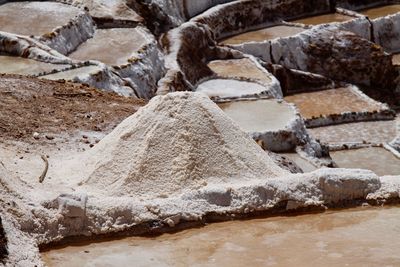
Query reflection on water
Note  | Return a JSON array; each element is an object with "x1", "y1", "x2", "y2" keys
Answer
[
  {"x1": 331, "y1": 147, "x2": 400, "y2": 176},
  {"x1": 42, "y1": 207, "x2": 400, "y2": 267},
  {"x1": 360, "y1": 4, "x2": 400, "y2": 20},
  {"x1": 220, "y1": 25, "x2": 305, "y2": 45},
  {"x1": 291, "y1": 13, "x2": 353, "y2": 25}
]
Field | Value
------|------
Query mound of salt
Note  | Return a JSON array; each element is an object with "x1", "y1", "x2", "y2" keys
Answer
[{"x1": 77, "y1": 92, "x2": 287, "y2": 198}]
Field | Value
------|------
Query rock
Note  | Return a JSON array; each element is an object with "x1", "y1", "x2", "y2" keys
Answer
[
  {"x1": 0, "y1": 216, "x2": 8, "y2": 264},
  {"x1": 32, "y1": 132, "x2": 40, "y2": 140},
  {"x1": 57, "y1": 193, "x2": 88, "y2": 218}
]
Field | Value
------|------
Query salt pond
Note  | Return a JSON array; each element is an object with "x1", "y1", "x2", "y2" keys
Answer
[
  {"x1": 220, "y1": 25, "x2": 305, "y2": 45},
  {"x1": 360, "y1": 4, "x2": 400, "y2": 20},
  {"x1": 0, "y1": 1, "x2": 80, "y2": 36},
  {"x1": 218, "y1": 99, "x2": 295, "y2": 132},
  {"x1": 284, "y1": 87, "x2": 383, "y2": 120},
  {"x1": 0, "y1": 56, "x2": 68, "y2": 76},
  {"x1": 309, "y1": 120, "x2": 397, "y2": 145},
  {"x1": 291, "y1": 13, "x2": 353, "y2": 25},
  {"x1": 42, "y1": 206, "x2": 400, "y2": 267},
  {"x1": 331, "y1": 147, "x2": 400, "y2": 176},
  {"x1": 196, "y1": 79, "x2": 268, "y2": 99},
  {"x1": 69, "y1": 28, "x2": 146, "y2": 66}
]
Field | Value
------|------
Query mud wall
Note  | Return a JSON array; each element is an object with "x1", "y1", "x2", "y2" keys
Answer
[
  {"x1": 335, "y1": 0, "x2": 392, "y2": 10},
  {"x1": 159, "y1": 21, "x2": 244, "y2": 93},
  {"x1": 40, "y1": 11, "x2": 96, "y2": 55},
  {"x1": 372, "y1": 13, "x2": 400, "y2": 52},
  {"x1": 0, "y1": 31, "x2": 72, "y2": 64},
  {"x1": 270, "y1": 28, "x2": 395, "y2": 89},
  {"x1": 115, "y1": 39, "x2": 166, "y2": 98},
  {"x1": 183, "y1": 0, "x2": 235, "y2": 18}
]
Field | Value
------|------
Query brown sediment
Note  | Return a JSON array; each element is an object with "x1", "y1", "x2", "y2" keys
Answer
[{"x1": 0, "y1": 74, "x2": 145, "y2": 142}]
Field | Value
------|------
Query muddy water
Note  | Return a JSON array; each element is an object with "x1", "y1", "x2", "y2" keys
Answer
[
  {"x1": 284, "y1": 87, "x2": 383, "y2": 119},
  {"x1": 196, "y1": 79, "x2": 267, "y2": 99},
  {"x1": 42, "y1": 206, "x2": 400, "y2": 267},
  {"x1": 291, "y1": 13, "x2": 353, "y2": 25},
  {"x1": 41, "y1": 66, "x2": 103, "y2": 81},
  {"x1": 331, "y1": 147, "x2": 400, "y2": 176},
  {"x1": 279, "y1": 153, "x2": 317, "y2": 172},
  {"x1": 69, "y1": 28, "x2": 146, "y2": 66},
  {"x1": 220, "y1": 25, "x2": 305, "y2": 45},
  {"x1": 393, "y1": 53, "x2": 400, "y2": 65},
  {"x1": 360, "y1": 4, "x2": 400, "y2": 20},
  {"x1": 0, "y1": 2, "x2": 80, "y2": 36},
  {"x1": 309, "y1": 120, "x2": 397, "y2": 145},
  {"x1": 0, "y1": 56, "x2": 68, "y2": 76},
  {"x1": 218, "y1": 99, "x2": 296, "y2": 132},
  {"x1": 208, "y1": 58, "x2": 271, "y2": 83}
]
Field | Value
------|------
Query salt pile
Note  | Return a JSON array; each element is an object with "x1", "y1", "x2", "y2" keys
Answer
[{"x1": 76, "y1": 92, "x2": 287, "y2": 198}]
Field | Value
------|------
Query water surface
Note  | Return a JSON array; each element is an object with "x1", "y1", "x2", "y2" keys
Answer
[
  {"x1": 291, "y1": 13, "x2": 353, "y2": 25},
  {"x1": 360, "y1": 4, "x2": 400, "y2": 20},
  {"x1": 69, "y1": 28, "x2": 146, "y2": 66},
  {"x1": 331, "y1": 147, "x2": 400, "y2": 176},
  {"x1": 196, "y1": 79, "x2": 267, "y2": 99},
  {"x1": 43, "y1": 207, "x2": 400, "y2": 267},
  {"x1": 220, "y1": 25, "x2": 305, "y2": 45},
  {"x1": 218, "y1": 99, "x2": 296, "y2": 132},
  {"x1": 0, "y1": 2, "x2": 80, "y2": 36}
]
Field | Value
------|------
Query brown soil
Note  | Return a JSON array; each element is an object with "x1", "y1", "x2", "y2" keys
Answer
[{"x1": 0, "y1": 74, "x2": 145, "y2": 143}]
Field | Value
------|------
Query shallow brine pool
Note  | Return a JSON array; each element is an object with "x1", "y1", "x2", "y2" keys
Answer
[{"x1": 42, "y1": 206, "x2": 400, "y2": 267}]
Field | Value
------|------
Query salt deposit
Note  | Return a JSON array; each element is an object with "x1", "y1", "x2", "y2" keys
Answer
[
  {"x1": 2, "y1": 1, "x2": 400, "y2": 265},
  {"x1": 74, "y1": 92, "x2": 287, "y2": 198},
  {"x1": 1, "y1": 92, "x2": 400, "y2": 266}
]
